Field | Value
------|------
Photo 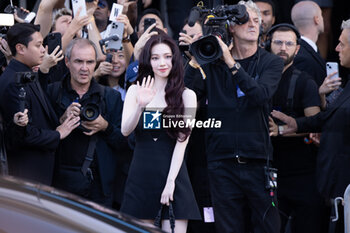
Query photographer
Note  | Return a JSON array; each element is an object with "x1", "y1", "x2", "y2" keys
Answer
[
  {"x1": 0, "y1": 23, "x2": 80, "y2": 185},
  {"x1": 47, "y1": 38, "x2": 126, "y2": 206},
  {"x1": 185, "y1": 1, "x2": 284, "y2": 232}
]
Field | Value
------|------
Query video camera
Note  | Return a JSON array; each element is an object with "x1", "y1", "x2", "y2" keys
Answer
[{"x1": 188, "y1": 4, "x2": 249, "y2": 65}]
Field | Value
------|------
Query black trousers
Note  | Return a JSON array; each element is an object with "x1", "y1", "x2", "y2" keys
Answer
[
  {"x1": 207, "y1": 158, "x2": 281, "y2": 233},
  {"x1": 54, "y1": 165, "x2": 112, "y2": 207}
]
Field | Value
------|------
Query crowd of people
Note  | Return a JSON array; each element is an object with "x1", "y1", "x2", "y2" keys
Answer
[{"x1": 0, "y1": 0, "x2": 350, "y2": 233}]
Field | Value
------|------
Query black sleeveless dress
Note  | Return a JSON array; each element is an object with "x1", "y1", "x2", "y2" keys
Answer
[{"x1": 120, "y1": 115, "x2": 201, "y2": 220}]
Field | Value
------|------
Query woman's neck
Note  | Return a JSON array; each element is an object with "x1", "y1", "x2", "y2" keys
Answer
[
  {"x1": 108, "y1": 76, "x2": 120, "y2": 88},
  {"x1": 153, "y1": 75, "x2": 168, "y2": 93}
]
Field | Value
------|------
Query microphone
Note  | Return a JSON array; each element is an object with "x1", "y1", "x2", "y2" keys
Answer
[{"x1": 188, "y1": 7, "x2": 201, "y2": 27}]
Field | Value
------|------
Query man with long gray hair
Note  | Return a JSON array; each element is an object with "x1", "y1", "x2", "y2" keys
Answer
[{"x1": 185, "y1": 1, "x2": 283, "y2": 232}]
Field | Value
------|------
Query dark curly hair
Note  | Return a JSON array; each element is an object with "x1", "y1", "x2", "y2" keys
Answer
[{"x1": 137, "y1": 30, "x2": 191, "y2": 141}]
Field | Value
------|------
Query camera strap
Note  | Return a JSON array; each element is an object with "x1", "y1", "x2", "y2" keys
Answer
[
  {"x1": 286, "y1": 69, "x2": 301, "y2": 116},
  {"x1": 81, "y1": 135, "x2": 98, "y2": 178}
]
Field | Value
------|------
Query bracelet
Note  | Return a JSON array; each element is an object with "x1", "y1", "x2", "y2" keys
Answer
[{"x1": 122, "y1": 35, "x2": 131, "y2": 43}]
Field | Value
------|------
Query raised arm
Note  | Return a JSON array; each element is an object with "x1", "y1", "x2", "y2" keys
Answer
[
  {"x1": 121, "y1": 76, "x2": 155, "y2": 136},
  {"x1": 116, "y1": 14, "x2": 134, "y2": 64},
  {"x1": 35, "y1": 0, "x2": 66, "y2": 38},
  {"x1": 86, "y1": 1, "x2": 104, "y2": 61}
]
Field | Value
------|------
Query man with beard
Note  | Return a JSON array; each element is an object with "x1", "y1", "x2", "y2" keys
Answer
[{"x1": 267, "y1": 24, "x2": 328, "y2": 233}]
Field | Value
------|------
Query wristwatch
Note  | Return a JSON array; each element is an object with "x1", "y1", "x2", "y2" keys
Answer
[{"x1": 229, "y1": 62, "x2": 241, "y2": 73}]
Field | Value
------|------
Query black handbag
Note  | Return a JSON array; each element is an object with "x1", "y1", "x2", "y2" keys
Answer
[{"x1": 154, "y1": 202, "x2": 175, "y2": 233}]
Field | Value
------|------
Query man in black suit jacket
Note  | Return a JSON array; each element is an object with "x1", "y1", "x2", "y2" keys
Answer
[
  {"x1": 291, "y1": 1, "x2": 326, "y2": 87},
  {"x1": 272, "y1": 18, "x2": 350, "y2": 232},
  {"x1": 0, "y1": 23, "x2": 79, "y2": 185}
]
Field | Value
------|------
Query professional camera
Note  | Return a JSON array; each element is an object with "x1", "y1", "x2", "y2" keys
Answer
[
  {"x1": 80, "y1": 103, "x2": 100, "y2": 121},
  {"x1": 188, "y1": 4, "x2": 249, "y2": 65}
]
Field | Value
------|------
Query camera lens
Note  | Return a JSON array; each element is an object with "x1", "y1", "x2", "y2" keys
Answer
[
  {"x1": 85, "y1": 109, "x2": 95, "y2": 118},
  {"x1": 199, "y1": 41, "x2": 216, "y2": 58},
  {"x1": 189, "y1": 35, "x2": 223, "y2": 65},
  {"x1": 80, "y1": 103, "x2": 100, "y2": 121}
]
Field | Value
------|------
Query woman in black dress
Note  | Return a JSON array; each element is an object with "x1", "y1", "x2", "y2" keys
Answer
[{"x1": 120, "y1": 32, "x2": 200, "y2": 232}]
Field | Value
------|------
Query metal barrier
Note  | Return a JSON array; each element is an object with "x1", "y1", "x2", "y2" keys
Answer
[
  {"x1": 344, "y1": 185, "x2": 350, "y2": 233},
  {"x1": 331, "y1": 184, "x2": 350, "y2": 233}
]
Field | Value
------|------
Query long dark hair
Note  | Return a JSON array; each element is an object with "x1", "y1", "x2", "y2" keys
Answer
[{"x1": 137, "y1": 30, "x2": 191, "y2": 141}]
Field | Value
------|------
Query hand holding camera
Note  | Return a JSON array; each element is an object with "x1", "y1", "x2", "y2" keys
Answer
[
  {"x1": 67, "y1": 7, "x2": 92, "y2": 37},
  {"x1": 134, "y1": 23, "x2": 158, "y2": 60},
  {"x1": 116, "y1": 14, "x2": 134, "y2": 38},
  {"x1": 319, "y1": 73, "x2": 342, "y2": 96},
  {"x1": 60, "y1": 102, "x2": 81, "y2": 124},
  {"x1": 215, "y1": 35, "x2": 235, "y2": 68},
  {"x1": 81, "y1": 114, "x2": 109, "y2": 136},
  {"x1": 94, "y1": 61, "x2": 113, "y2": 78}
]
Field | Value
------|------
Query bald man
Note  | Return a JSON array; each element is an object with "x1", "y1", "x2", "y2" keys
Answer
[{"x1": 291, "y1": 1, "x2": 326, "y2": 87}]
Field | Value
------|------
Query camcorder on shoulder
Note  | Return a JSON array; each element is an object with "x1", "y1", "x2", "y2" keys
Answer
[{"x1": 188, "y1": 4, "x2": 249, "y2": 65}]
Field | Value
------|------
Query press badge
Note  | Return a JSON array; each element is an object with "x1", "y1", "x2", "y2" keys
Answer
[
  {"x1": 203, "y1": 207, "x2": 215, "y2": 222},
  {"x1": 236, "y1": 85, "x2": 245, "y2": 98}
]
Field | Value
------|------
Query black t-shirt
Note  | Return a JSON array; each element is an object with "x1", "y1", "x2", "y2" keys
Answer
[{"x1": 272, "y1": 66, "x2": 321, "y2": 176}]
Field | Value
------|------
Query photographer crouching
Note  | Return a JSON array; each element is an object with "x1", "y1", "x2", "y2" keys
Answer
[
  {"x1": 46, "y1": 38, "x2": 126, "y2": 207},
  {"x1": 184, "y1": 1, "x2": 284, "y2": 232}
]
